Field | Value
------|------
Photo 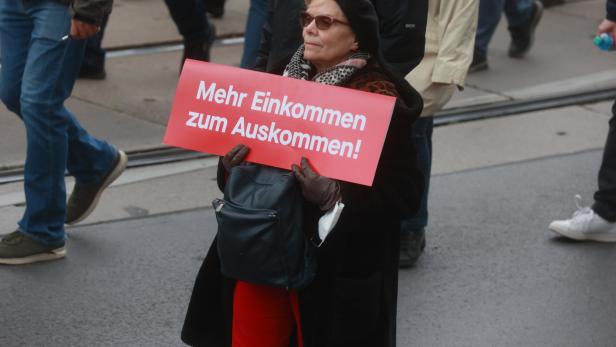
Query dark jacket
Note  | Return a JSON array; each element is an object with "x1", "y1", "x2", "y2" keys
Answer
[
  {"x1": 181, "y1": 65, "x2": 424, "y2": 347},
  {"x1": 55, "y1": 0, "x2": 112, "y2": 25},
  {"x1": 255, "y1": 0, "x2": 428, "y2": 77},
  {"x1": 608, "y1": 0, "x2": 616, "y2": 22}
]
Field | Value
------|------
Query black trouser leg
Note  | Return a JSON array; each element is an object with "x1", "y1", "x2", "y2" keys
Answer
[
  {"x1": 593, "y1": 100, "x2": 616, "y2": 222},
  {"x1": 163, "y1": 0, "x2": 212, "y2": 42},
  {"x1": 81, "y1": 14, "x2": 109, "y2": 72}
]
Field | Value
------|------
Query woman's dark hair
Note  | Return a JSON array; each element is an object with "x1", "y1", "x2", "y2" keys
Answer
[{"x1": 333, "y1": 0, "x2": 380, "y2": 54}]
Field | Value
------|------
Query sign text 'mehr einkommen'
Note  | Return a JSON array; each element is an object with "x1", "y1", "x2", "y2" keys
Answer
[
  {"x1": 185, "y1": 81, "x2": 368, "y2": 159},
  {"x1": 195, "y1": 81, "x2": 367, "y2": 130}
]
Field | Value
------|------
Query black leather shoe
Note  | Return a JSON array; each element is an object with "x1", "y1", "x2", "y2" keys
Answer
[
  {"x1": 399, "y1": 228, "x2": 426, "y2": 268},
  {"x1": 508, "y1": 0, "x2": 543, "y2": 58}
]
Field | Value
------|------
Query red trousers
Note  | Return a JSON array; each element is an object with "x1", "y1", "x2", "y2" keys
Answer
[{"x1": 232, "y1": 281, "x2": 303, "y2": 347}]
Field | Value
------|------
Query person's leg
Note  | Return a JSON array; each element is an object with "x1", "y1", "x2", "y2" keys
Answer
[
  {"x1": 17, "y1": 1, "x2": 116, "y2": 244},
  {"x1": 1, "y1": 0, "x2": 72, "y2": 246},
  {"x1": 163, "y1": 0, "x2": 215, "y2": 65},
  {"x1": 61, "y1": 35, "x2": 125, "y2": 225},
  {"x1": 164, "y1": 0, "x2": 210, "y2": 42},
  {"x1": 79, "y1": 13, "x2": 109, "y2": 79},
  {"x1": 592, "y1": 101, "x2": 616, "y2": 222},
  {"x1": 399, "y1": 117, "x2": 432, "y2": 268},
  {"x1": 0, "y1": 0, "x2": 30, "y2": 117},
  {"x1": 471, "y1": 0, "x2": 506, "y2": 71},
  {"x1": 475, "y1": 0, "x2": 506, "y2": 57},
  {"x1": 232, "y1": 281, "x2": 296, "y2": 347},
  {"x1": 240, "y1": 0, "x2": 269, "y2": 69},
  {"x1": 549, "y1": 100, "x2": 616, "y2": 241},
  {"x1": 403, "y1": 117, "x2": 433, "y2": 231},
  {"x1": 503, "y1": 0, "x2": 533, "y2": 27},
  {"x1": 0, "y1": 2, "x2": 68, "y2": 264},
  {"x1": 504, "y1": 0, "x2": 543, "y2": 58},
  {"x1": 398, "y1": 79, "x2": 456, "y2": 266}
]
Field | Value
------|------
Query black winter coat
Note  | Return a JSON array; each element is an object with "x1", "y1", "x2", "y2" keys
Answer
[
  {"x1": 181, "y1": 65, "x2": 424, "y2": 347},
  {"x1": 255, "y1": 0, "x2": 428, "y2": 77}
]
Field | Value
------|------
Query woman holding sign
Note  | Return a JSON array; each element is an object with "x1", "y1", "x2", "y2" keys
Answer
[{"x1": 181, "y1": 0, "x2": 423, "y2": 346}]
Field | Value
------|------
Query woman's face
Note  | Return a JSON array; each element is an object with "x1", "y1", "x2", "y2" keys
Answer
[{"x1": 302, "y1": 0, "x2": 358, "y2": 72}]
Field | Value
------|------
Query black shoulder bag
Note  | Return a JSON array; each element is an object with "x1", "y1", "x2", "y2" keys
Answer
[{"x1": 212, "y1": 164, "x2": 316, "y2": 289}]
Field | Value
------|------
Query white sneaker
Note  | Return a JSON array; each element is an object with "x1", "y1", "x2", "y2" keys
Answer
[{"x1": 549, "y1": 195, "x2": 616, "y2": 242}]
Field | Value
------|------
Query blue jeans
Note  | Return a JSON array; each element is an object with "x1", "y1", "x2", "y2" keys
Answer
[
  {"x1": 402, "y1": 117, "x2": 433, "y2": 231},
  {"x1": 475, "y1": 0, "x2": 533, "y2": 55},
  {"x1": 0, "y1": 0, "x2": 117, "y2": 245},
  {"x1": 240, "y1": 0, "x2": 269, "y2": 69}
]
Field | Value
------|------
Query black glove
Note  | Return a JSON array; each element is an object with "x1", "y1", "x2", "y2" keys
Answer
[
  {"x1": 292, "y1": 157, "x2": 341, "y2": 211},
  {"x1": 221, "y1": 144, "x2": 249, "y2": 172}
]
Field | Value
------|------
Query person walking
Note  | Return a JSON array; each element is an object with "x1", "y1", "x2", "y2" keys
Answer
[
  {"x1": 400, "y1": 0, "x2": 478, "y2": 267},
  {"x1": 181, "y1": 0, "x2": 424, "y2": 346},
  {"x1": 0, "y1": 0, "x2": 127, "y2": 265},
  {"x1": 470, "y1": 0, "x2": 543, "y2": 72},
  {"x1": 548, "y1": 0, "x2": 616, "y2": 241}
]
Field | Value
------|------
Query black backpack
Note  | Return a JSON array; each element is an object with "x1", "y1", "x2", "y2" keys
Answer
[{"x1": 212, "y1": 164, "x2": 316, "y2": 289}]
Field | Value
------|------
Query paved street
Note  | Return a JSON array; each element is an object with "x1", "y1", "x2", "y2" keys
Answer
[
  {"x1": 2, "y1": 0, "x2": 616, "y2": 346},
  {"x1": 2, "y1": 150, "x2": 616, "y2": 347}
]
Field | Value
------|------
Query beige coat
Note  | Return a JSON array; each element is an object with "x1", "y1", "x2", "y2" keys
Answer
[{"x1": 406, "y1": 0, "x2": 478, "y2": 116}]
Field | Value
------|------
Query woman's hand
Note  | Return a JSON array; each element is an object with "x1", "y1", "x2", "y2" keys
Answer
[
  {"x1": 292, "y1": 157, "x2": 341, "y2": 211},
  {"x1": 222, "y1": 144, "x2": 250, "y2": 172},
  {"x1": 597, "y1": 19, "x2": 616, "y2": 38}
]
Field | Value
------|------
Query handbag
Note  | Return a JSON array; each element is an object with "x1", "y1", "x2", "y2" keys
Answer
[{"x1": 213, "y1": 164, "x2": 316, "y2": 289}]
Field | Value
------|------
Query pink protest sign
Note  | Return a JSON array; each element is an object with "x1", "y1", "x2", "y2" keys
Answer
[{"x1": 164, "y1": 60, "x2": 395, "y2": 186}]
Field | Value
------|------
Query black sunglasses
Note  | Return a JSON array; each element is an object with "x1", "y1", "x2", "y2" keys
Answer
[{"x1": 300, "y1": 11, "x2": 349, "y2": 30}]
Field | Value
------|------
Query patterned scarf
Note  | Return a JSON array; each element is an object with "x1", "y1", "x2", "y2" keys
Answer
[{"x1": 283, "y1": 44, "x2": 371, "y2": 86}]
